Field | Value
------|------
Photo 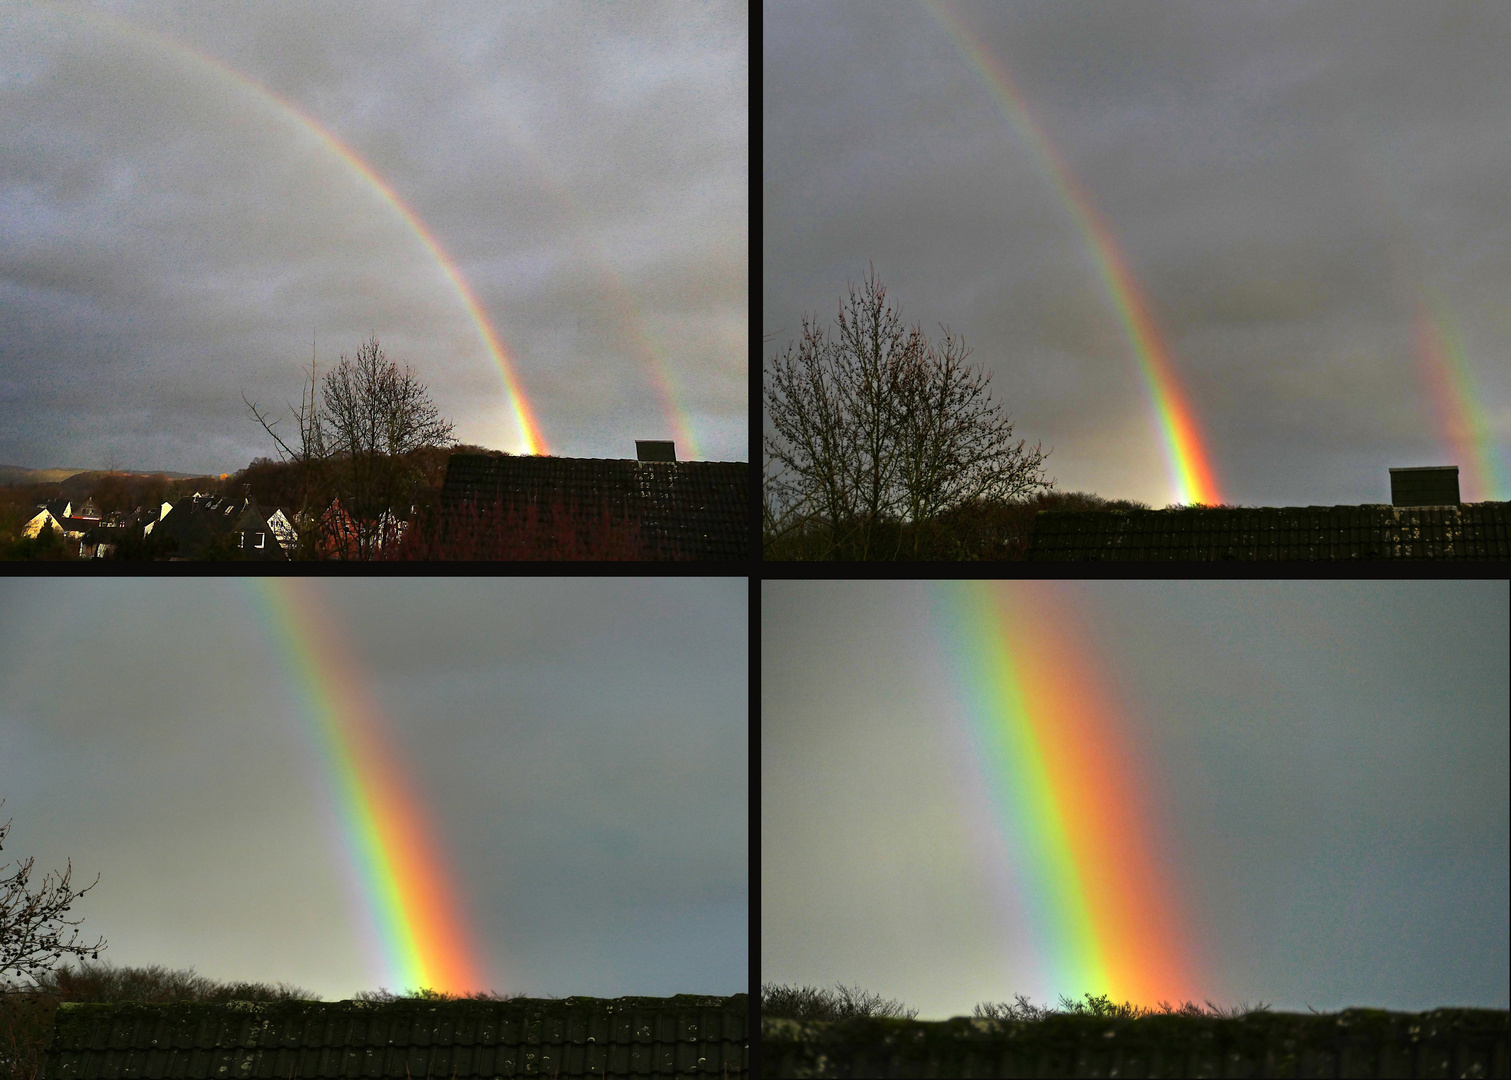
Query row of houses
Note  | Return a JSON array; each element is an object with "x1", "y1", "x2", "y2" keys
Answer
[
  {"x1": 20, "y1": 494, "x2": 402, "y2": 560},
  {"x1": 18, "y1": 442, "x2": 750, "y2": 560},
  {"x1": 23, "y1": 494, "x2": 303, "y2": 559}
]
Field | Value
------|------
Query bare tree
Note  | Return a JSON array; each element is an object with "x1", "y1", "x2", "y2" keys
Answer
[
  {"x1": 0, "y1": 803, "x2": 105, "y2": 991},
  {"x1": 245, "y1": 335, "x2": 457, "y2": 559},
  {"x1": 764, "y1": 273, "x2": 926, "y2": 558},
  {"x1": 764, "y1": 265, "x2": 1052, "y2": 558},
  {"x1": 319, "y1": 336, "x2": 456, "y2": 558},
  {"x1": 243, "y1": 337, "x2": 329, "y2": 526},
  {"x1": 891, "y1": 325, "x2": 1054, "y2": 554}
]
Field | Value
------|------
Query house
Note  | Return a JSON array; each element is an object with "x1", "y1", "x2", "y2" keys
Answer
[
  {"x1": 152, "y1": 494, "x2": 294, "y2": 560},
  {"x1": 1027, "y1": 468, "x2": 1510, "y2": 560},
  {"x1": 19, "y1": 506, "x2": 66, "y2": 540},
  {"x1": 141, "y1": 501, "x2": 176, "y2": 537},
  {"x1": 440, "y1": 442, "x2": 748, "y2": 560},
  {"x1": 300, "y1": 499, "x2": 410, "y2": 559},
  {"x1": 22, "y1": 500, "x2": 103, "y2": 550},
  {"x1": 42, "y1": 994, "x2": 748, "y2": 1080}
]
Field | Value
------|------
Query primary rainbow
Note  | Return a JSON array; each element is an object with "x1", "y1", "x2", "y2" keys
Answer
[
  {"x1": 925, "y1": 2, "x2": 1221, "y2": 505},
  {"x1": 48, "y1": 3, "x2": 547, "y2": 456},
  {"x1": 246, "y1": 580, "x2": 489, "y2": 995},
  {"x1": 931, "y1": 581, "x2": 1202, "y2": 1008},
  {"x1": 1412, "y1": 290, "x2": 1509, "y2": 502}
]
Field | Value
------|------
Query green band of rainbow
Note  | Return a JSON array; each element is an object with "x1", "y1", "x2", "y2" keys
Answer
[
  {"x1": 246, "y1": 580, "x2": 489, "y2": 994},
  {"x1": 926, "y1": 2, "x2": 1222, "y2": 505},
  {"x1": 932, "y1": 581, "x2": 1201, "y2": 1007}
]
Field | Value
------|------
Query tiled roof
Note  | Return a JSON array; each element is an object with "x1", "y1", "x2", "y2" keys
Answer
[
  {"x1": 440, "y1": 454, "x2": 749, "y2": 561},
  {"x1": 1027, "y1": 502, "x2": 1511, "y2": 560},
  {"x1": 43, "y1": 995, "x2": 747, "y2": 1080}
]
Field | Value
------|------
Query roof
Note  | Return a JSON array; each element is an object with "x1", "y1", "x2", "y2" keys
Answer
[
  {"x1": 1027, "y1": 502, "x2": 1511, "y2": 560},
  {"x1": 150, "y1": 496, "x2": 291, "y2": 559},
  {"x1": 43, "y1": 995, "x2": 747, "y2": 1080},
  {"x1": 440, "y1": 454, "x2": 749, "y2": 561}
]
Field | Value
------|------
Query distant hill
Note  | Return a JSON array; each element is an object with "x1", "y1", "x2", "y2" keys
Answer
[{"x1": 0, "y1": 465, "x2": 209, "y2": 486}]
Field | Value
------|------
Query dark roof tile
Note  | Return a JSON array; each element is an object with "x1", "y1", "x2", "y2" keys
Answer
[
  {"x1": 440, "y1": 454, "x2": 748, "y2": 561},
  {"x1": 1028, "y1": 502, "x2": 1511, "y2": 560},
  {"x1": 45, "y1": 997, "x2": 746, "y2": 1080}
]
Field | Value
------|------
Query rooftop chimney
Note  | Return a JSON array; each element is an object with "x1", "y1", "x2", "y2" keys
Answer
[
  {"x1": 636, "y1": 440, "x2": 676, "y2": 462},
  {"x1": 1389, "y1": 465, "x2": 1459, "y2": 506}
]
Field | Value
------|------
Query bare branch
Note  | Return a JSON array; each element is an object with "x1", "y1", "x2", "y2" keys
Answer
[{"x1": 0, "y1": 803, "x2": 106, "y2": 990}]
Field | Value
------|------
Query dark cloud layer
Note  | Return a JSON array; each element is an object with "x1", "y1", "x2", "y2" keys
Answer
[
  {"x1": 2, "y1": 1, "x2": 746, "y2": 472},
  {"x1": 764, "y1": 1, "x2": 1511, "y2": 505},
  {"x1": 0, "y1": 579, "x2": 747, "y2": 1000},
  {"x1": 763, "y1": 580, "x2": 1509, "y2": 1020}
]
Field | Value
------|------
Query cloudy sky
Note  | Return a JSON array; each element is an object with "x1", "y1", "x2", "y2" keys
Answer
[
  {"x1": 764, "y1": 1, "x2": 1511, "y2": 507},
  {"x1": 764, "y1": 580, "x2": 1509, "y2": 1020},
  {"x1": 0, "y1": 578, "x2": 747, "y2": 1001},
  {"x1": 1, "y1": 1, "x2": 746, "y2": 474}
]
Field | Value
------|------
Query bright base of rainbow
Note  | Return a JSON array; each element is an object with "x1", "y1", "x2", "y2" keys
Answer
[
  {"x1": 247, "y1": 580, "x2": 490, "y2": 995},
  {"x1": 931, "y1": 581, "x2": 1203, "y2": 1009}
]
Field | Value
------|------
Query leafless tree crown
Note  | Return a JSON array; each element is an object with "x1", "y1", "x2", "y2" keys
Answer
[
  {"x1": 0, "y1": 804, "x2": 106, "y2": 991},
  {"x1": 764, "y1": 265, "x2": 1053, "y2": 558}
]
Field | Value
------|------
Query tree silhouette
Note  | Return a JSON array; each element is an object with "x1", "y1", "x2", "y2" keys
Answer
[{"x1": 0, "y1": 803, "x2": 106, "y2": 990}]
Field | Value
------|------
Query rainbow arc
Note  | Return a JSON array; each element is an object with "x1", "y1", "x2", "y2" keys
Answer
[
  {"x1": 248, "y1": 580, "x2": 489, "y2": 995},
  {"x1": 926, "y1": 1, "x2": 1221, "y2": 505}
]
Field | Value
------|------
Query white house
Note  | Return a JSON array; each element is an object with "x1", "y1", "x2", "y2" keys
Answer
[{"x1": 20, "y1": 507, "x2": 65, "y2": 539}]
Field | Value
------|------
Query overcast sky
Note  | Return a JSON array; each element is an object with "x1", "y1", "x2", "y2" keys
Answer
[
  {"x1": 764, "y1": 1, "x2": 1511, "y2": 507},
  {"x1": 0, "y1": 578, "x2": 747, "y2": 1002},
  {"x1": 1, "y1": 0, "x2": 746, "y2": 473},
  {"x1": 764, "y1": 580, "x2": 1509, "y2": 1020}
]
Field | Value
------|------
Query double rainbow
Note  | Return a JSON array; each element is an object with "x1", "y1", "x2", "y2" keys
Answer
[
  {"x1": 246, "y1": 580, "x2": 488, "y2": 995},
  {"x1": 925, "y1": 2, "x2": 1222, "y2": 505},
  {"x1": 931, "y1": 581, "x2": 1201, "y2": 1008}
]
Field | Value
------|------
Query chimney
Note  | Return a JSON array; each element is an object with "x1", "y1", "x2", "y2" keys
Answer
[
  {"x1": 1389, "y1": 465, "x2": 1459, "y2": 506},
  {"x1": 636, "y1": 440, "x2": 676, "y2": 462}
]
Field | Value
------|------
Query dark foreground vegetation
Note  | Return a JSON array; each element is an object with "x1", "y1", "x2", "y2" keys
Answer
[
  {"x1": 760, "y1": 981, "x2": 1272, "y2": 1023},
  {"x1": 0, "y1": 962, "x2": 526, "y2": 1080},
  {"x1": 764, "y1": 489, "x2": 1157, "y2": 560}
]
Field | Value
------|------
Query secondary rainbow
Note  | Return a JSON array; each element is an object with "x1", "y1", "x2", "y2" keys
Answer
[
  {"x1": 1412, "y1": 290, "x2": 1508, "y2": 501},
  {"x1": 246, "y1": 580, "x2": 488, "y2": 995},
  {"x1": 925, "y1": 2, "x2": 1221, "y2": 505},
  {"x1": 931, "y1": 581, "x2": 1202, "y2": 1008},
  {"x1": 48, "y1": 3, "x2": 547, "y2": 456}
]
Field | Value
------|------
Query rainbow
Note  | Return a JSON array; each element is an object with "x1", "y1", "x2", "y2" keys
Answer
[
  {"x1": 1412, "y1": 290, "x2": 1509, "y2": 502},
  {"x1": 489, "y1": 135, "x2": 704, "y2": 458},
  {"x1": 434, "y1": 43, "x2": 708, "y2": 457},
  {"x1": 931, "y1": 581, "x2": 1201, "y2": 1008},
  {"x1": 925, "y1": 2, "x2": 1221, "y2": 505},
  {"x1": 246, "y1": 580, "x2": 489, "y2": 995},
  {"x1": 44, "y1": 3, "x2": 547, "y2": 456}
]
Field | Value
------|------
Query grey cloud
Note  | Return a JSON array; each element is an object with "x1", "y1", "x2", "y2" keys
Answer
[
  {"x1": 2, "y1": 1, "x2": 746, "y2": 472},
  {"x1": 765, "y1": 1, "x2": 1510, "y2": 505}
]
